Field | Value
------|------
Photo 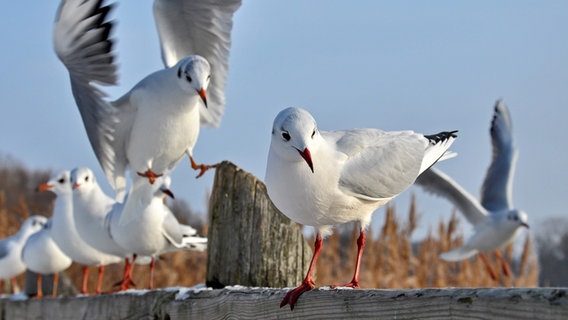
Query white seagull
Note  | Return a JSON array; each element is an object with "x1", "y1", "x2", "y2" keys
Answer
[
  {"x1": 38, "y1": 170, "x2": 122, "y2": 294},
  {"x1": 70, "y1": 167, "x2": 152, "y2": 290},
  {"x1": 108, "y1": 175, "x2": 207, "y2": 289},
  {"x1": 0, "y1": 215, "x2": 47, "y2": 293},
  {"x1": 265, "y1": 107, "x2": 457, "y2": 310},
  {"x1": 53, "y1": 0, "x2": 242, "y2": 200},
  {"x1": 415, "y1": 100, "x2": 529, "y2": 278},
  {"x1": 22, "y1": 218, "x2": 73, "y2": 298}
]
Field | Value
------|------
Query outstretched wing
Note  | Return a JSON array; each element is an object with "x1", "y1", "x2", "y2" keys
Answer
[
  {"x1": 53, "y1": 0, "x2": 120, "y2": 195},
  {"x1": 480, "y1": 99, "x2": 518, "y2": 212},
  {"x1": 153, "y1": 0, "x2": 242, "y2": 127},
  {"x1": 416, "y1": 167, "x2": 489, "y2": 226}
]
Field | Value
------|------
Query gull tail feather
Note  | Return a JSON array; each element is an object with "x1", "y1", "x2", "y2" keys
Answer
[{"x1": 181, "y1": 236, "x2": 208, "y2": 251}]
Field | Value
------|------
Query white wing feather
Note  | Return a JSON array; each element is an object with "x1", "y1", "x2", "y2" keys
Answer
[{"x1": 153, "y1": 0, "x2": 242, "y2": 127}]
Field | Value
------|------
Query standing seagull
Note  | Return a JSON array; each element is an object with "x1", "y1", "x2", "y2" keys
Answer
[
  {"x1": 53, "y1": 0, "x2": 242, "y2": 200},
  {"x1": 0, "y1": 215, "x2": 47, "y2": 293},
  {"x1": 22, "y1": 218, "x2": 73, "y2": 298},
  {"x1": 415, "y1": 100, "x2": 529, "y2": 278},
  {"x1": 265, "y1": 107, "x2": 457, "y2": 310},
  {"x1": 70, "y1": 167, "x2": 151, "y2": 290},
  {"x1": 38, "y1": 170, "x2": 122, "y2": 294}
]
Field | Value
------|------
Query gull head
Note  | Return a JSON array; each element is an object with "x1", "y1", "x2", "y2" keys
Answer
[
  {"x1": 505, "y1": 209, "x2": 529, "y2": 230},
  {"x1": 176, "y1": 55, "x2": 211, "y2": 108},
  {"x1": 270, "y1": 107, "x2": 319, "y2": 173},
  {"x1": 70, "y1": 167, "x2": 97, "y2": 194},
  {"x1": 157, "y1": 175, "x2": 175, "y2": 200},
  {"x1": 38, "y1": 170, "x2": 72, "y2": 195},
  {"x1": 21, "y1": 215, "x2": 48, "y2": 235}
]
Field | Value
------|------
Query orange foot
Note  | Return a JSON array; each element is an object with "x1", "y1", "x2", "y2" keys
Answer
[
  {"x1": 137, "y1": 169, "x2": 163, "y2": 184},
  {"x1": 332, "y1": 280, "x2": 359, "y2": 289},
  {"x1": 190, "y1": 158, "x2": 219, "y2": 179},
  {"x1": 280, "y1": 279, "x2": 315, "y2": 311},
  {"x1": 113, "y1": 277, "x2": 136, "y2": 291}
]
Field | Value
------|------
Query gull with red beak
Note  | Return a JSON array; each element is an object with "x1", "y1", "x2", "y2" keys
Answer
[
  {"x1": 53, "y1": 0, "x2": 241, "y2": 200},
  {"x1": 416, "y1": 100, "x2": 529, "y2": 279},
  {"x1": 265, "y1": 107, "x2": 457, "y2": 310}
]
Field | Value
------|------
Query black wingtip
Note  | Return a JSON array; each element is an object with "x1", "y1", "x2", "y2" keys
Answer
[{"x1": 424, "y1": 130, "x2": 458, "y2": 144}]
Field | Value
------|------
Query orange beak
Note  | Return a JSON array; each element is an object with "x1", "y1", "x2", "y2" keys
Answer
[
  {"x1": 37, "y1": 183, "x2": 53, "y2": 192},
  {"x1": 198, "y1": 88, "x2": 207, "y2": 108}
]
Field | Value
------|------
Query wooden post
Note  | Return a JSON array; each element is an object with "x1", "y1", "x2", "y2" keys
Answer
[{"x1": 206, "y1": 161, "x2": 312, "y2": 288}]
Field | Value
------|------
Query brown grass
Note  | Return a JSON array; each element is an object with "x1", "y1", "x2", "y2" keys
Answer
[
  {"x1": 312, "y1": 198, "x2": 539, "y2": 288},
  {"x1": 1, "y1": 176, "x2": 538, "y2": 293}
]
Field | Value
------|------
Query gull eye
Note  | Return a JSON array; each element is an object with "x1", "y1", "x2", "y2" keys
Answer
[
  {"x1": 85, "y1": 176, "x2": 89, "y2": 182},
  {"x1": 58, "y1": 178, "x2": 65, "y2": 184},
  {"x1": 282, "y1": 131, "x2": 291, "y2": 141},
  {"x1": 207, "y1": 75, "x2": 211, "y2": 81},
  {"x1": 311, "y1": 129, "x2": 316, "y2": 138},
  {"x1": 186, "y1": 74, "x2": 192, "y2": 82}
]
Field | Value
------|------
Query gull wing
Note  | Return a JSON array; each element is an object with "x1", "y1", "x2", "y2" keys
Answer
[
  {"x1": 480, "y1": 100, "x2": 518, "y2": 212},
  {"x1": 334, "y1": 129, "x2": 427, "y2": 200},
  {"x1": 153, "y1": 0, "x2": 242, "y2": 127},
  {"x1": 416, "y1": 167, "x2": 489, "y2": 226},
  {"x1": 53, "y1": 0, "x2": 122, "y2": 196}
]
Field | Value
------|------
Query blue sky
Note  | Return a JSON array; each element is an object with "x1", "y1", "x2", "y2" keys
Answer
[{"x1": 1, "y1": 1, "x2": 567, "y2": 240}]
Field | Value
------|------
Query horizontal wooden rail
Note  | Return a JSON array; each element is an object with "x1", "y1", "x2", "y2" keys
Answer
[{"x1": 1, "y1": 287, "x2": 567, "y2": 319}]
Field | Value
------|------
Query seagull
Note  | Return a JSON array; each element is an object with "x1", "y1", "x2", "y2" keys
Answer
[
  {"x1": 38, "y1": 170, "x2": 122, "y2": 294},
  {"x1": 70, "y1": 167, "x2": 152, "y2": 290},
  {"x1": 108, "y1": 175, "x2": 207, "y2": 289},
  {"x1": 21, "y1": 218, "x2": 73, "y2": 298},
  {"x1": 0, "y1": 215, "x2": 47, "y2": 294},
  {"x1": 53, "y1": 0, "x2": 242, "y2": 200},
  {"x1": 415, "y1": 100, "x2": 529, "y2": 279},
  {"x1": 265, "y1": 107, "x2": 457, "y2": 310}
]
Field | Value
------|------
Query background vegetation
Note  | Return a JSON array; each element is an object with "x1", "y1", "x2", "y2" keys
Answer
[{"x1": 1, "y1": 156, "x2": 562, "y2": 294}]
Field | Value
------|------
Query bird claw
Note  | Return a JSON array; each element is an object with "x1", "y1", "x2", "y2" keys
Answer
[
  {"x1": 113, "y1": 277, "x2": 136, "y2": 291},
  {"x1": 137, "y1": 170, "x2": 163, "y2": 184},
  {"x1": 192, "y1": 163, "x2": 219, "y2": 179},
  {"x1": 332, "y1": 280, "x2": 359, "y2": 289},
  {"x1": 280, "y1": 280, "x2": 315, "y2": 311}
]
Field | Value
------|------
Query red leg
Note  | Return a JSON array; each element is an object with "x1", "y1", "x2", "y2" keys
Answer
[
  {"x1": 118, "y1": 256, "x2": 136, "y2": 291},
  {"x1": 96, "y1": 265, "x2": 105, "y2": 294},
  {"x1": 281, "y1": 232, "x2": 323, "y2": 311},
  {"x1": 334, "y1": 228, "x2": 366, "y2": 288},
  {"x1": 52, "y1": 273, "x2": 59, "y2": 298},
  {"x1": 36, "y1": 274, "x2": 43, "y2": 299},
  {"x1": 10, "y1": 277, "x2": 17, "y2": 294},
  {"x1": 479, "y1": 253, "x2": 498, "y2": 281},
  {"x1": 494, "y1": 250, "x2": 512, "y2": 277},
  {"x1": 81, "y1": 266, "x2": 89, "y2": 294},
  {"x1": 137, "y1": 169, "x2": 163, "y2": 184},
  {"x1": 149, "y1": 257, "x2": 155, "y2": 290},
  {"x1": 190, "y1": 156, "x2": 218, "y2": 179}
]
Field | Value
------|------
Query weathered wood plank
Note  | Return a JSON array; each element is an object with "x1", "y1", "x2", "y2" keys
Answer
[
  {"x1": 1, "y1": 287, "x2": 567, "y2": 320},
  {"x1": 206, "y1": 161, "x2": 312, "y2": 288}
]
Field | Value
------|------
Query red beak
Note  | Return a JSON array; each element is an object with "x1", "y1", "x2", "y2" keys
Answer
[
  {"x1": 198, "y1": 88, "x2": 207, "y2": 108},
  {"x1": 297, "y1": 147, "x2": 314, "y2": 173},
  {"x1": 73, "y1": 182, "x2": 80, "y2": 189},
  {"x1": 37, "y1": 183, "x2": 53, "y2": 192}
]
